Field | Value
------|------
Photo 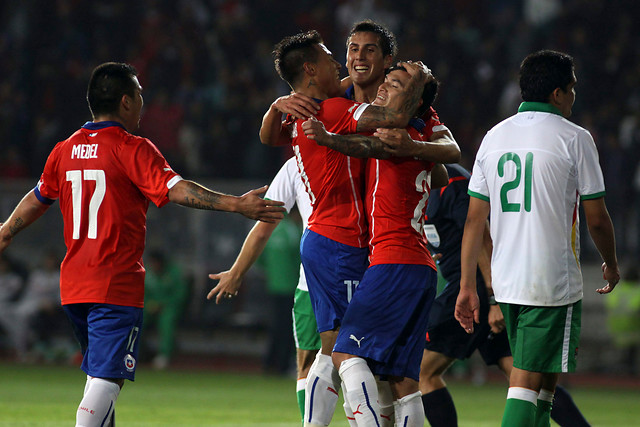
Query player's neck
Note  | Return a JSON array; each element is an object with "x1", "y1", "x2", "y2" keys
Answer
[
  {"x1": 295, "y1": 80, "x2": 330, "y2": 101},
  {"x1": 353, "y1": 80, "x2": 383, "y2": 103}
]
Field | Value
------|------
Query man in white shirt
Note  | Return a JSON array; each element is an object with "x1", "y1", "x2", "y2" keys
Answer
[{"x1": 455, "y1": 50, "x2": 619, "y2": 427}]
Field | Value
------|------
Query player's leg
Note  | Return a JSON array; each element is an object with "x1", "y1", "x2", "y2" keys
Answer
[
  {"x1": 419, "y1": 349, "x2": 457, "y2": 427},
  {"x1": 376, "y1": 378, "x2": 395, "y2": 427},
  {"x1": 304, "y1": 332, "x2": 341, "y2": 427},
  {"x1": 65, "y1": 303, "x2": 142, "y2": 427},
  {"x1": 293, "y1": 286, "x2": 322, "y2": 420},
  {"x1": 334, "y1": 352, "x2": 381, "y2": 427},
  {"x1": 498, "y1": 356, "x2": 590, "y2": 427},
  {"x1": 300, "y1": 230, "x2": 367, "y2": 427},
  {"x1": 389, "y1": 377, "x2": 424, "y2": 427}
]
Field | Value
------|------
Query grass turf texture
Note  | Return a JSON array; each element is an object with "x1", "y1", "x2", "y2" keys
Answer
[{"x1": 1, "y1": 362, "x2": 639, "y2": 426}]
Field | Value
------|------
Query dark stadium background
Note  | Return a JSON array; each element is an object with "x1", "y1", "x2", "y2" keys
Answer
[{"x1": 0, "y1": 0, "x2": 639, "y2": 376}]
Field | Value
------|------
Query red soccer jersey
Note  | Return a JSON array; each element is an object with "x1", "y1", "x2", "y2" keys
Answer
[
  {"x1": 291, "y1": 97, "x2": 368, "y2": 248},
  {"x1": 366, "y1": 114, "x2": 444, "y2": 268},
  {"x1": 35, "y1": 121, "x2": 182, "y2": 307}
]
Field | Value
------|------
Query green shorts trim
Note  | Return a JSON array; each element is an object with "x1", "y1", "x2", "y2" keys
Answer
[
  {"x1": 501, "y1": 300, "x2": 582, "y2": 373},
  {"x1": 293, "y1": 288, "x2": 321, "y2": 351}
]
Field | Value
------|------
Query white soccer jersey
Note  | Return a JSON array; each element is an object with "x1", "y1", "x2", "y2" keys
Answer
[
  {"x1": 468, "y1": 102, "x2": 606, "y2": 306},
  {"x1": 265, "y1": 156, "x2": 312, "y2": 291}
]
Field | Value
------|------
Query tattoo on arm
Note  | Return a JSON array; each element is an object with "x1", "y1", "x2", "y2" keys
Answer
[
  {"x1": 321, "y1": 134, "x2": 390, "y2": 159},
  {"x1": 182, "y1": 185, "x2": 222, "y2": 210},
  {"x1": 9, "y1": 217, "x2": 24, "y2": 237}
]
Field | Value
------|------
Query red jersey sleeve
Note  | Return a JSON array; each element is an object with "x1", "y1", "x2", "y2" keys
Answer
[{"x1": 118, "y1": 136, "x2": 181, "y2": 208}]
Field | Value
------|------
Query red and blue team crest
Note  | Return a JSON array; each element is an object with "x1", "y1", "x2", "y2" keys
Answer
[{"x1": 124, "y1": 354, "x2": 136, "y2": 372}]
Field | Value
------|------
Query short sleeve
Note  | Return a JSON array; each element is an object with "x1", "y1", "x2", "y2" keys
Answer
[
  {"x1": 574, "y1": 130, "x2": 606, "y2": 200},
  {"x1": 265, "y1": 158, "x2": 298, "y2": 213},
  {"x1": 120, "y1": 137, "x2": 182, "y2": 208}
]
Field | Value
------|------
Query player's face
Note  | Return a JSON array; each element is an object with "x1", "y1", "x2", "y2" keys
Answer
[
  {"x1": 314, "y1": 44, "x2": 342, "y2": 97},
  {"x1": 558, "y1": 72, "x2": 577, "y2": 118},
  {"x1": 126, "y1": 76, "x2": 144, "y2": 130},
  {"x1": 346, "y1": 32, "x2": 391, "y2": 88},
  {"x1": 372, "y1": 69, "x2": 411, "y2": 107}
]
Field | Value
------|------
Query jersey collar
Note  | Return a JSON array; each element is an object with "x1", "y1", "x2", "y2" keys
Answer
[
  {"x1": 82, "y1": 121, "x2": 127, "y2": 130},
  {"x1": 517, "y1": 102, "x2": 562, "y2": 116}
]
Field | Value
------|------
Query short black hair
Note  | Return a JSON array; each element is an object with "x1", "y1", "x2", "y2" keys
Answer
[
  {"x1": 387, "y1": 65, "x2": 440, "y2": 117},
  {"x1": 519, "y1": 50, "x2": 575, "y2": 102},
  {"x1": 87, "y1": 62, "x2": 138, "y2": 117},
  {"x1": 348, "y1": 20, "x2": 398, "y2": 59},
  {"x1": 273, "y1": 30, "x2": 323, "y2": 88}
]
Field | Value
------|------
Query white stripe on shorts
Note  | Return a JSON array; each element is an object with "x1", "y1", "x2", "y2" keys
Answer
[{"x1": 562, "y1": 305, "x2": 573, "y2": 372}]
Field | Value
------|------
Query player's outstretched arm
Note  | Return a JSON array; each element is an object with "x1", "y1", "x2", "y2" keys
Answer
[
  {"x1": 260, "y1": 94, "x2": 319, "y2": 146},
  {"x1": 0, "y1": 190, "x2": 50, "y2": 253},
  {"x1": 455, "y1": 196, "x2": 489, "y2": 333},
  {"x1": 375, "y1": 128, "x2": 461, "y2": 163},
  {"x1": 168, "y1": 180, "x2": 285, "y2": 223},
  {"x1": 302, "y1": 117, "x2": 390, "y2": 159},
  {"x1": 582, "y1": 197, "x2": 620, "y2": 293},
  {"x1": 207, "y1": 220, "x2": 279, "y2": 304},
  {"x1": 355, "y1": 61, "x2": 430, "y2": 133}
]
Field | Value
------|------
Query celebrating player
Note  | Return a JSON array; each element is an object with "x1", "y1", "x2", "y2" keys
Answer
[{"x1": 0, "y1": 62, "x2": 285, "y2": 427}]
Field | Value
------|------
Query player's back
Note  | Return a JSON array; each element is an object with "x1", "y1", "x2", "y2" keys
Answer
[
  {"x1": 291, "y1": 97, "x2": 368, "y2": 248},
  {"x1": 37, "y1": 121, "x2": 180, "y2": 307},
  {"x1": 472, "y1": 109, "x2": 604, "y2": 305},
  {"x1": 365, "y1": 123, "x2": 435, "y2": 268}
]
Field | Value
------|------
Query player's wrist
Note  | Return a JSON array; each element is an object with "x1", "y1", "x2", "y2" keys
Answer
[{"x1": 488, "y1": 295, "x2": 498, "y2": 306}]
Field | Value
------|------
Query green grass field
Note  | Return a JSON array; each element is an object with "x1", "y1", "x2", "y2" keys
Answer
[{"x1": 1, "y1": 362, "x2": 639, "y2": 426}]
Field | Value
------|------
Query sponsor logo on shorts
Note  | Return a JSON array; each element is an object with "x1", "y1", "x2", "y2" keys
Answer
[
  {"x1": 349, "y1": 334, "x2": 365, "y2": 348},
  {"x1": 124, "y1": 354, "x2": 136, "y2": 372}
]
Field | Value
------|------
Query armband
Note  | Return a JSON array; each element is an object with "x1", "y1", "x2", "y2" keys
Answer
[{"x1": 488, "y1": 295, "x2": 498, "y2": 306}]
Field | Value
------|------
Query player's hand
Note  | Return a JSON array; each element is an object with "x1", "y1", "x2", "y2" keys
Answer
[
  {"x1": 302, "y1": 116, "x2": 331, "y2": 145},
  {"x1": 488, "y1": 305, "x2": 505, "y2": 334},
  {"x1": 454, "y1": 286, "x2": 480, "y2": 334},
  {"x1": 432, "y1": 253, "x2": 442, "y2": 262},
  {"x1": 236, "y1": 186, "x2": 286, "y2": 223},
  {"x1": 207, "y1": 270, "x2": 241, "y2": 304},
  {"x1": 374, "y1": 128, "x2": 419, "y2": 157},
  {"x1": 398, "y1": 60, "x2": 432, "y2": 84},
  {"x1": 273, "y1": 93, "x2": 320, "y2": 120},
  {"x1": 596, "y1": 261, "x2": 620, "y2": 294}
]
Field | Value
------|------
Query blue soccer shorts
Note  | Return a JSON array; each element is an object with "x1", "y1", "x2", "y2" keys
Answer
[
  {"x1": 64, "y1": 303, "x2": 143, "y2": 381},
  {"x1": 300, "y1": 229, "x2": 368, "y2": 333}
]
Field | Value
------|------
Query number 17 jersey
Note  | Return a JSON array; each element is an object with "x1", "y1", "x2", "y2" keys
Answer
[{"x1": 35, "y1": 121, "x2": 182, "y2": 308}]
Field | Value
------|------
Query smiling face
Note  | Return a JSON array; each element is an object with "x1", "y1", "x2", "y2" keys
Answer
[
  {"x1": 346, "y1": 31, "x2": 392, "y2": 89},
  {"x1": 372, "y1": 69, "x2": 411, "y2": 107}
]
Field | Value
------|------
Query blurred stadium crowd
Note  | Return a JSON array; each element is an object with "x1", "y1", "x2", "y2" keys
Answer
[{"x1": 0, "y1": 0, "x2": 639, "y2": 256}]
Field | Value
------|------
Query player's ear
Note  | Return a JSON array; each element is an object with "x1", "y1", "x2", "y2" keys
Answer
[
  {"x1": 549, "y1": 87, "x2": 563, "y2": 108},
  {"x1": 121, "y1": 94, "x2": 132, "y2": 112},
  {"x1": 383, "y1": 55, "x2": 393, "y2": 69},
  {"x1": 303, "y1": 62, "x2": 316, "y2": 76}
]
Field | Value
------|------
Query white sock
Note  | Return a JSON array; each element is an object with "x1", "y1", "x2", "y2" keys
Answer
[
  {"x1": 538, "y1": 388, "x2": 554, "y2": 403},
  {"x1": 394, "y1": 391, "x2": 424, "y2": 427},
  {"x1": 76, "y1": 378, "x2": 120, "y2": 427},
  {"x1": 342, "y1": 382, "x2": 358, "y2": 427},
  {"x1": 339, "y1": 357, "x2": 380, "y2": 427},
  {"x1": 304, "y1": 353, "x2": 340, "y2": 426},
  {"x1": 507, "y1": 387, "x2": 538, "y2": 405},
  {"x1": 377, "y1": 379, "x2": 394, "y2": 427}
]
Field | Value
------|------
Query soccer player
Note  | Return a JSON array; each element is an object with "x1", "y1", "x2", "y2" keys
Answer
[
  {"x1": 303, "y1": 67, "x2": 459, "y2": 426},
  {"x1": 421, "y1": 163, "x2": 590, "y2": 427},
  {"x1": 262, "y1": 31, "x2": 429, "y2": 427},
  {"x1": 0, "y1": 62, "x2": 285, "y2": 427},
  {"x1": 455, "y1": 50, "x2": 619, "y2": 427},
  {"x1": 206, "y1": 156, "x2": 320, "y2": 421}
]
